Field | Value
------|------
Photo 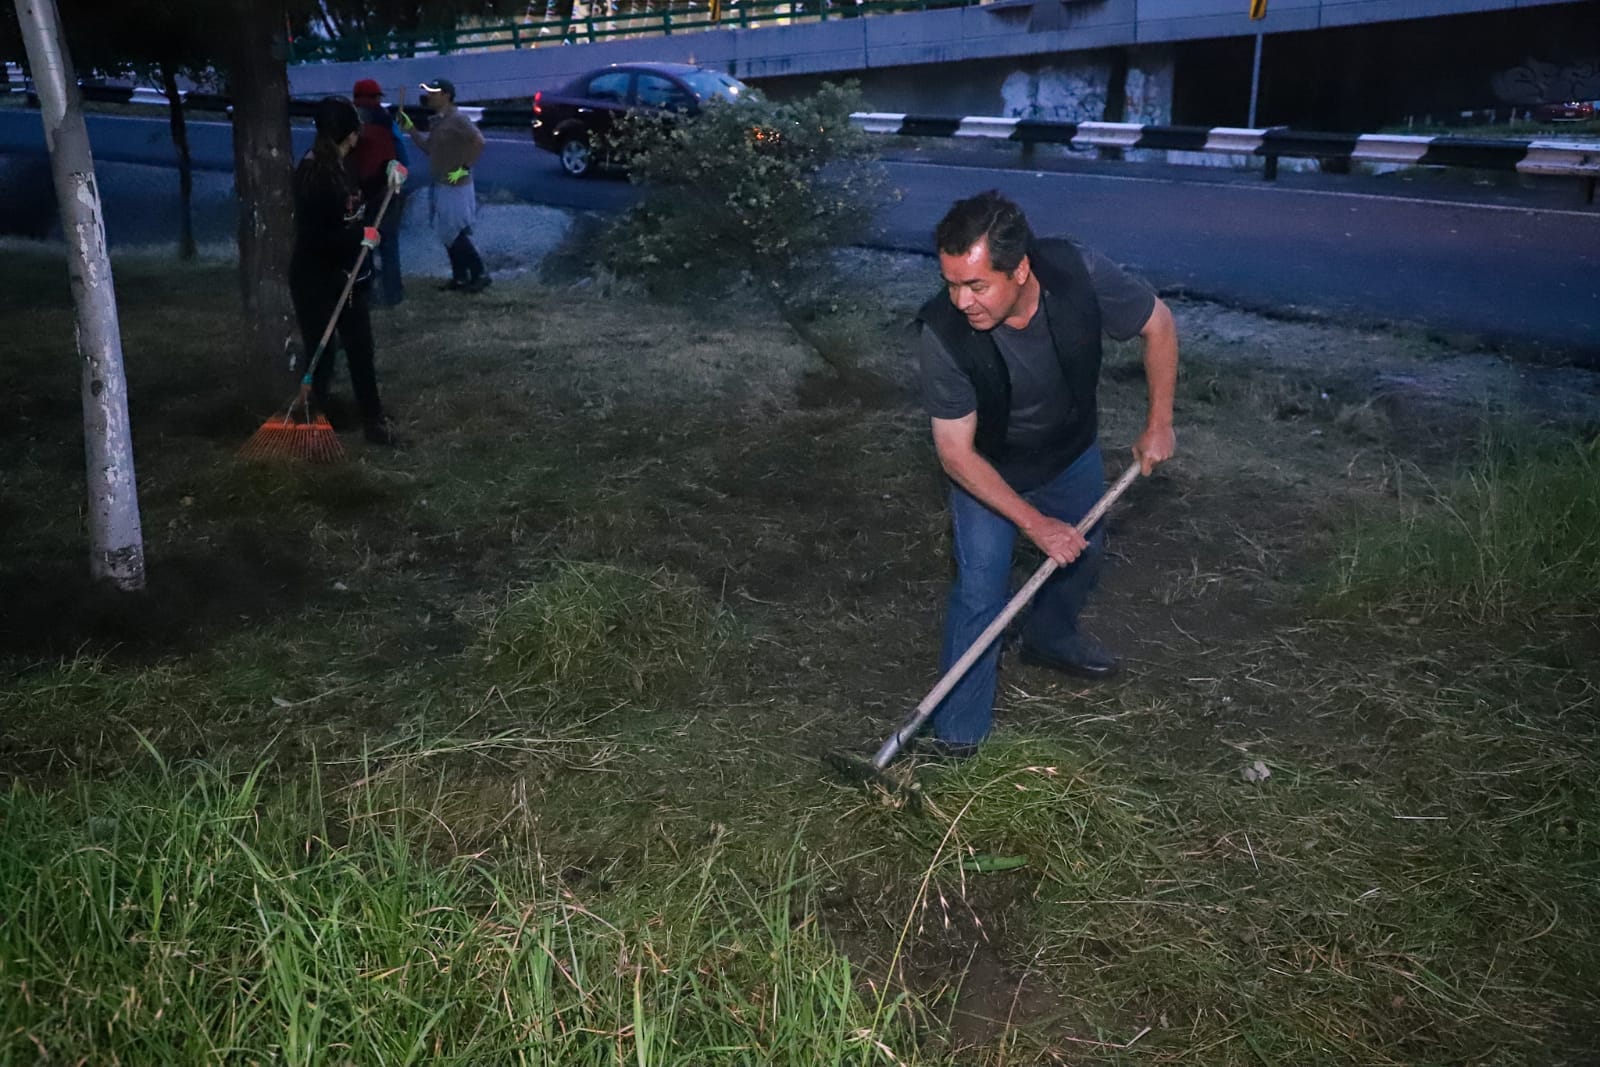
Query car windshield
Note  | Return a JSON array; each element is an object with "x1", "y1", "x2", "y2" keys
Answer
[{"x1": 678, "y1": 69, "x2": 749, "y2": 104}]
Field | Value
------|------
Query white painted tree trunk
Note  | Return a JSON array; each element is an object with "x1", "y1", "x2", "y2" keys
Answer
[{"x1": 14, "y1": 0, "x2": 146, "y2": 591}]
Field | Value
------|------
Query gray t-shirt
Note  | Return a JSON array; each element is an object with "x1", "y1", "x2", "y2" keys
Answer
[{"x1": 919, "y1": 243, "x2": 1156, "y2": 451}]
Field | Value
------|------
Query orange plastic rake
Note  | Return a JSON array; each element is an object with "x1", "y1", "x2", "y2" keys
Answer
[
  {"x1": 239, "y1": 410, "x2": 347, "y2": 463},
  {"x1": 239, "y1": 176, "x2": 401, "y2": 464}
]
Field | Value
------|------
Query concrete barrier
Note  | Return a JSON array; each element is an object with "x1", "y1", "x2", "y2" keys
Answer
[
  {"x1": 16, "y1": 84, "x2": 1597, "y2": 198},
  {"x1": 852, "y1": 111, "x2": 1600, "y2": 194}
]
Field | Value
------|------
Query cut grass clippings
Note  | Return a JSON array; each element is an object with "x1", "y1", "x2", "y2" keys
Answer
[
  {"x1": 476, "y1": 561, "x2": 736, "y2": 713},
  {"x1": 831, "y1": 726, "x2": 1600, "y2": 1061}
]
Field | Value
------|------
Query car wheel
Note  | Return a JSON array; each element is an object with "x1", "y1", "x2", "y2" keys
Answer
[{"x1": 560, "y1": 136, "x2": 593, "y2": 178}]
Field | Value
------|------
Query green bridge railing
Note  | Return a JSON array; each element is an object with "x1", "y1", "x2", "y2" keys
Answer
[{"x1": 288, "y1": 0, "x2": 979, "y2": 64}]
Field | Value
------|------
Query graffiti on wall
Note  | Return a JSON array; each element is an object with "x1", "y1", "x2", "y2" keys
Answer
[
  {"x1": 1001, "y1": 51, "x2": 1174, "y2": 125},
  {"x1": 1124, "y1": 54, "x2": 1175, "y2": 126},
  {"x1": 1491, "y1": 57, "x2": 1600, "y2": 104},
  {"x1": 1002, "y1": 66, "x2": 1109, "y2": 122}
]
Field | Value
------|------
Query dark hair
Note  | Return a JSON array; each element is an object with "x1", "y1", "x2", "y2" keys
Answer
[
  {"x1": 298, "y1": 96, "x2": 361, "y2": 204},
  {"x1": 934, "y1": 190, "x2": 1033, "y2": 274},
  {"x1": 310, "y1": 96, "x2": 360, "y2": 167}
]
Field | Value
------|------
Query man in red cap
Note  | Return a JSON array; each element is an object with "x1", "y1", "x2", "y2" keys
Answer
[{"x1": 350, "y1": 78, "x2": 410, "y2": 306}]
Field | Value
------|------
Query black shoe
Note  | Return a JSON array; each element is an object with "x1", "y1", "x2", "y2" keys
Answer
[
  {"x1": 363, "y1": 419, "x2": 398, "y2": 447},
  {"x1": 309, "y1": 390, "x2": 345, "y2": 424},
  {"x1": 439, "y1": 278, "x2": 466, "y2": 292},
  {"x1": 462, "y1": 274, "x2": 492, "y2": 294},
  {"x1": 1017, "y1": 633, "x2": 1120, "y2": 680}
]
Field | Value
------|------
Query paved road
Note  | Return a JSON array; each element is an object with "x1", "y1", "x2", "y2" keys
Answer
[
  {"x1": 2, "y1": 109, "x2": 1596, "y2": 360},
  {"x1": 876, "y1": 157, "x2": 1600, "y2": 359}
]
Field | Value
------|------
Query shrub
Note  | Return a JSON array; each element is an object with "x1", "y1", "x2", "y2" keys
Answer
[{"x1": 602, "y1": 82, "x2": 889, "y2": 377}]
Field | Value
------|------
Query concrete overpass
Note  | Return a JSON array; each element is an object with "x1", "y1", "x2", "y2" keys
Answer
[{"x1": 285, "y1": 0, "x2": 1597, "y2": 130}]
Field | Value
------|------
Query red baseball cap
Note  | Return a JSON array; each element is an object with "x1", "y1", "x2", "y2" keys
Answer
[{"x1": 352, "y1": 78, "x2": 384, "y2": 100}]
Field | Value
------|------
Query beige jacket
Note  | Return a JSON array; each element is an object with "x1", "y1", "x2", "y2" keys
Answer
[{"x1": 408, "y1": 108, "x2": 484, "y2": 184}]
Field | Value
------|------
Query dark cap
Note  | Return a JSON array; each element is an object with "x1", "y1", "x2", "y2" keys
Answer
[
  {"x1": 419, "y1": 78, "x2": 456, "y2": 98},
  {"x1": 352, "y1": 78, "x2": 383, "y2": 100},
  {"x1": 313, "y1": 96, "x2": 360, "y2": 142}
]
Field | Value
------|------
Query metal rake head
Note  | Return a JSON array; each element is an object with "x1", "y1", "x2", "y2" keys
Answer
[{"x1": 822, "y1": 750, "x2": 923, "y2": 809}]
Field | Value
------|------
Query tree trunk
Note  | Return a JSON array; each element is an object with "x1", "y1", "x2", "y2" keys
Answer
[
  {"x1": 14, "y1": 0, "x2": 146, "y2": 591},
  {"x1": 161, "y1": 61, "x2": 196, "y2": 260},
  {"x1": 223, "y1": 0, "x2": 296, "y2": 400}
]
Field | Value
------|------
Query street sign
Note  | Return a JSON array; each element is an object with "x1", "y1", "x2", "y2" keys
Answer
[{"x1": 1250, "y1": 0, "x2": 1267, "y2": 18}]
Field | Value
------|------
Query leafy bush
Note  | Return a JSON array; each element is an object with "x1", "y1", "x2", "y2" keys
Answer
[{"x1": 602, "y1": 82, "x2": 888, "y2": 376}]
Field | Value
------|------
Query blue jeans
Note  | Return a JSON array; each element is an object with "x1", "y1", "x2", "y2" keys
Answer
[
  {"x1": 931, "y1": 442, "x2": 1107, "y2": 746},
  {"x1": 373, "y1": 193, "x2": 405, "y2": 305}
]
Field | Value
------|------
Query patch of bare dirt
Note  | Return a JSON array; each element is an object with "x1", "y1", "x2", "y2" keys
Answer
[
  {"x1": 0, "y1": 531, "x2": 319, "y2": 662},
  {"x1": 1174, "y1": 300, "x2": 1600, "y2": 435}
]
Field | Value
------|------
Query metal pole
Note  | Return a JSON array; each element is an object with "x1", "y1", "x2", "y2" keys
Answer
[
  {"x1": 1248, "y1": 29, "x2": 1263, "y2": 128},
  {"x1": 13, "y1": 0, "x2": 147, "y2": 590}
]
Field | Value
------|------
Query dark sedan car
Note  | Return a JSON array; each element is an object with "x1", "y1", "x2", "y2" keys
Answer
[
  {"x1": 531, "y1": 62, "x2": 752, "y2": 177},
  {"x1": 1532, "y1": 100, "x2": 1594, "y2": 123}
]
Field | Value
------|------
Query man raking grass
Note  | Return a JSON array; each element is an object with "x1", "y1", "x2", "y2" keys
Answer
[
  {"x1": 829, "y1": 459, "x2": 1143, "y2": 792},
  {"x1": 832, "y1": 190, "x2": 1179, "y2": 784}
]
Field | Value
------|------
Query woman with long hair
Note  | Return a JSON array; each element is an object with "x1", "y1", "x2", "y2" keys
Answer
[{"x1": 291, "y1": 95, "x2": 395, "y2": 446}]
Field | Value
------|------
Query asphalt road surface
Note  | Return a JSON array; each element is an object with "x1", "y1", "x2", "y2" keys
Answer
[
  {"x1": 1, "y1": 109, "x2": 1595, "y2": 360},
  {"x1": 875, "y1": 156, "x2": 1600, "y2": 360}
]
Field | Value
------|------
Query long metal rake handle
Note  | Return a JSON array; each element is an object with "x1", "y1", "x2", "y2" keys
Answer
[
  {"x1": 285, "y1": 181, "x2": 399, "y2": 422},
  {"x1": 871, "y1": 459, "x2": 1143, "y2": 771}
]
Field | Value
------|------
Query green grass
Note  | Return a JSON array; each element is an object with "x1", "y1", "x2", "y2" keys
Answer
[
  {"x1": 1323, "y1": 434, "x2": 1600, "y2": 621},
  {"x1": 7, "y1": 655, "x2": 1597, "y2": 1063},
  {"x1": 2, "y1": 246, "x2": 1599, "y2": 1062},
  {"x1": 830, "y1": 722, "x2": 1600, "y2": 1061},
  {"x1": 0, "y1": 751, "x2": 932, "y2": 1065},
  {"x1": 476, "y1": 561, "x2": 738, "y2": 712}
]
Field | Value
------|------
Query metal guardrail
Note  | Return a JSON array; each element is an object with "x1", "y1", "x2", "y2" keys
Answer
[
  {"x1": 287, "y1": 0, "x2": 977, "y2": 64},
  {"x1": 23, "y1": 88, "x2": 1598, "y2": 201},
  {"x1": 852, "y1": 112, "x2": 1600, "y2": 197}
]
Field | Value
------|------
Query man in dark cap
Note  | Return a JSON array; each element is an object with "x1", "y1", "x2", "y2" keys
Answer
[
  {"x1": 405, "y1": 77, "x2": 490, "y2": 293},
  {"x1": 350, "y1": 78, "x2": 409, "y2": 306}
]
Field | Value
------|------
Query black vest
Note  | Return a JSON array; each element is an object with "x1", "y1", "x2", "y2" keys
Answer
[{"x1": 918, "y1": 238, "x2": 1103, "y2": 490}]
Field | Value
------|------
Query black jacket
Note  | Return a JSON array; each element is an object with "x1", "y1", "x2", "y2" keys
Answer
[
  {"x1": 917, "y1": 238, "x2": 1104, "y2": 490},
  {"x1": 290, "y1": 153, "x2": 367, "y2": 284}
]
